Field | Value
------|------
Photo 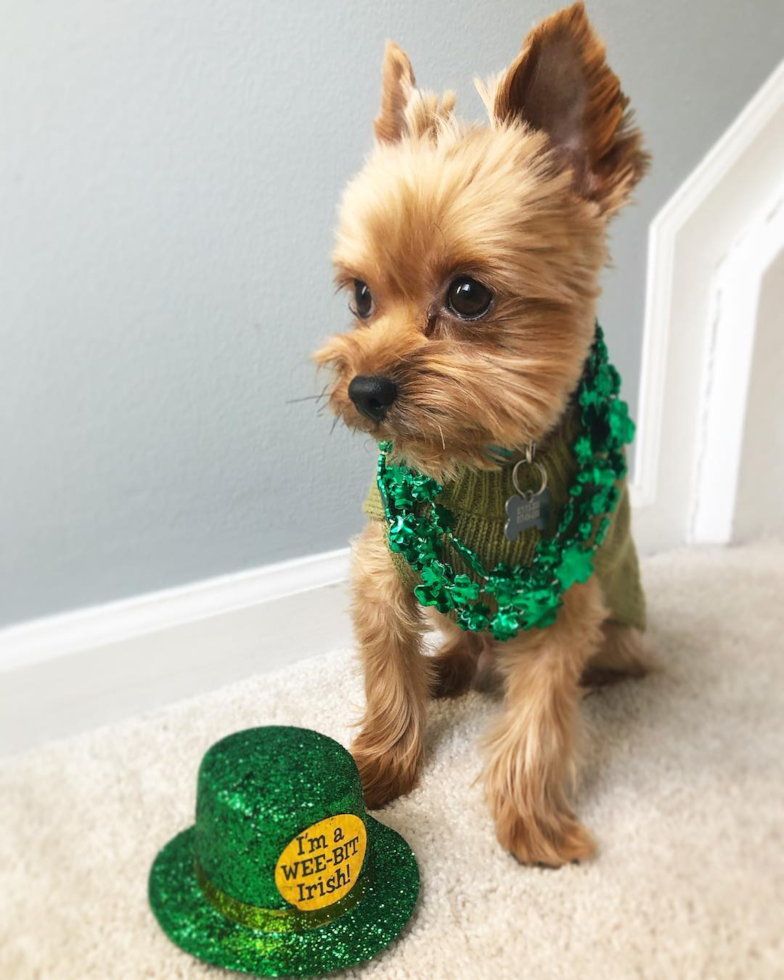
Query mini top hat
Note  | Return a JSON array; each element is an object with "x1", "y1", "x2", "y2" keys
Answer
[{"x1": 149, "y1": 726, "x2": 419, "y2": 978}]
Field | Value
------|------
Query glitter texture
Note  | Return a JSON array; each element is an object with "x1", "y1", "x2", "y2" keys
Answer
[
  {"x1": 376, "y1": 323, "x2": 635, "y2": 640},
  {"x1": 149, "y1": 727, "x2": 420, "y2": 978}
]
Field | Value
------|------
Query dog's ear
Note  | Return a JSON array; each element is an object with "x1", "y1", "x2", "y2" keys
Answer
[
  {"x1": 493, "y1": 1, "x2": 647, "y2": 214},
  {"x1": 374, "y1": 41, "x2": 416, "y2": 144}
]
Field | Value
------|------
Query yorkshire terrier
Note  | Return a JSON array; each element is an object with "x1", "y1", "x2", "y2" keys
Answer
[{"x1": 315, "y1": 2, "x2": 651, "y2": 866}]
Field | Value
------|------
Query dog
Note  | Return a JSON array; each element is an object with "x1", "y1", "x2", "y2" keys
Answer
[{"x1": 315, "y1": 1, "x2": 651, "y2": 866}]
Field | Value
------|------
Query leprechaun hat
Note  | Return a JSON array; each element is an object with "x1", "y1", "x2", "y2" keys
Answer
[{"x1": 149, "y1": 726, "x2": 419, "y2": 978}]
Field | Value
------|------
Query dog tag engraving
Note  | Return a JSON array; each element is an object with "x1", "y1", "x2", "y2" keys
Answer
[{"x1": 504, "y1": 489, "x2": 550, "y2": 541}]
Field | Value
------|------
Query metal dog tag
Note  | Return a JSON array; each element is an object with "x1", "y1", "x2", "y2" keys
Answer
[{"x1": 504, "y1": 489, "x2": 550, "y2": 541}]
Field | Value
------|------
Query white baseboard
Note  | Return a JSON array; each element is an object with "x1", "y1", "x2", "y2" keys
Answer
[
  {"x1": 0, "y1": 546, "x2": 351, "y2": 672},
  {"x1": 0, "y1": 549, "x2": 353, "y2": 756}
]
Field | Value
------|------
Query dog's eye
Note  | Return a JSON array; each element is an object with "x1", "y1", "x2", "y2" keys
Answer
[
  {"x1": 447, "y1": 276, "x2": 493, "y2": 320},
  {"x1": 353, "y1": 280, "x2": 373, "y2": 319}
]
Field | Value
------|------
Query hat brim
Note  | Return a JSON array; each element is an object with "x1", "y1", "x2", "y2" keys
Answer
[{"x1": 148, "y1": 817, "x2": 419, "y2": 978}]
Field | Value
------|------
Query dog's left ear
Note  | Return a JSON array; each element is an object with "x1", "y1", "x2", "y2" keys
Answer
[
  {"x1": 494, "y1": 1, "x2": 647, "y2": 215},
  {"x1": 374, "y1": 41, "x2": 417, "y2": 144}
]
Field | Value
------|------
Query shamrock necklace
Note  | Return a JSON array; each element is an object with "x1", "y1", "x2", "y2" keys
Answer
[{"x1": 375, "y1": 324, "x2": 636, "y2": 641}]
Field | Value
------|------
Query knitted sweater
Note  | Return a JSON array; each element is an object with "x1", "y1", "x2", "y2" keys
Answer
[{"x1": 363, "y1": 415, "x2": 646, "y2": 632}]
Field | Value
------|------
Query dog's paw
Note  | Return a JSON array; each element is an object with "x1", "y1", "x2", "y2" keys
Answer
[
  {"x1": 351, "y1": 734, "x2": 420, "y2": 809},
  {"x1": 493, "y1": 800, "x2": 596, "y2": 868}
]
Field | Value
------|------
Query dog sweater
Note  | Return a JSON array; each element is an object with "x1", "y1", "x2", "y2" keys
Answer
[{"x1": 363, "y1": 413, "x2": 646, "y2": 632}]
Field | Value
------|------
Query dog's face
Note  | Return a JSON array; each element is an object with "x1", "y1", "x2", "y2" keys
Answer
[{"x1": 315, "y1": 2, "x2": 646, "y2": 479}]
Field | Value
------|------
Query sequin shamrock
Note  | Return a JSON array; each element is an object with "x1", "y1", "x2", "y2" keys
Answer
[
  {"x1": 515, "y1": 588, "x2": 563, "y2": 629},
  {"x1": 413, "y1": 564, "x2": 454, "y2": 613},
  {"x1": 608, "y1": 400, "x2": 635, "y2": 445},
  {"x1": 485, "y1": 565, "x2": 520, "y2": 608},
  {"x1": 387, "y1": 515, "x2": 421, "y2": 555},
  {"x1": 457, "y1": 602, "x2": 491, "y2": 632},
  {"x1": 450, "y1": 574, "x2": 481, "y2": 603},
  {"x1": 491, "y1": 609, "x2": 521, "y2": 642},
  {"x1": 556, "y1": 545, "x2": 594, "y2": 590}
]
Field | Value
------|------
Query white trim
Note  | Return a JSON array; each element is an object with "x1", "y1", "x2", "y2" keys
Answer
[
  {"x1": 631, "y1": 60, "x2": 784, "y2": 513},
  {"x1": 631, "y1": 60, "x2": 784, "y2": 552},
  {"x1": 0, "y1": 546, "x2": 351, "y2": 672},
  {"x1": 632, "y1": 209, "x2": 675, "y2": 509},
  {"x1": 0, "y1": 549, "x2": 355, "y2": 755},
  {"x1": 689, "y1": 191, "x2": 784, "y2": 543}
]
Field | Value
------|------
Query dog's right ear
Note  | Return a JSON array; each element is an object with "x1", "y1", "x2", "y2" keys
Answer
[
  {"x1": 374, "y1": 42, "x2": 416, "y2": 144},
  {"x1": 492, "y1": 2, "x2": 647, "y2": 215}
]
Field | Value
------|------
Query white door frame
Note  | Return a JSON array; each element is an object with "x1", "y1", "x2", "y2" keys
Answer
[
  {"x1": 631, "y1": 60, "x2": 784, "y2": 553},
  {"x1": 689, "y1": 192, "x2": 784, "y2": 543}
]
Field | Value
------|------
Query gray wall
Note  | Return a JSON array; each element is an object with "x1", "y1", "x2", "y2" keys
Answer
[{"x1": 2, "y1": 1, "x2": 783, "y2": 627}]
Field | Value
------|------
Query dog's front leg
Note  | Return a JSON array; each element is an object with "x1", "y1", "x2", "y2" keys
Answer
[
  {"x1": 350, "y1": 522, "x2": 432, "y2": 809},
  {"x1": 483, "y1": 578, "x2": 606, "y2": 867}
]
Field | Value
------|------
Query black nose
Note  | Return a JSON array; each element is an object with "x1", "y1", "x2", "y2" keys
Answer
[{"x1": 348, "y1": 375, "x2": 398, "y2": 422}]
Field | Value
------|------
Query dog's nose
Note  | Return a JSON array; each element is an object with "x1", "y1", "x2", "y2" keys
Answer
[{"x1": 348, "y1": 375, "x2": 398, "y2": 422}]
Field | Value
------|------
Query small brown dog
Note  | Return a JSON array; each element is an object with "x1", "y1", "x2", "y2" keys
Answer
[{"x1": 315, "y1": 2, "x2": 651, "y2": 866}]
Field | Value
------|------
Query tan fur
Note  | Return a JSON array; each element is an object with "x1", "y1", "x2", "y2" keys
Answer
[
  {"x1": 314, "y1": 4, "x2": 649, "y2": 865},
  {"x1": 350, "y1": 522, "x2": 433, "y2": 808},
  {"x1": 430, "y1": 618, "x2": 484, "y2": 699},
  {"x1": 482, "y1": 578, "x2": 606, "y2": 865},
  {"x1": 492, "y1": 2, "x2": 649, "y2": 215},
  {"x1": 581, "y1": 621, "x2": 659, "y2": 687},
  {"x1": 374, "y1": 42, "x2": 417, "y2": 144}
]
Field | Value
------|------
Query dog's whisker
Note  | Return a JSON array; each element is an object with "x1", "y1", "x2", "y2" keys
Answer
[{"x1": 285, "y1": 394, "x2": 324, "y2": 404}]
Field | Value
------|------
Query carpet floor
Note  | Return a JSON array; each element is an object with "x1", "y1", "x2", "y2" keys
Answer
[{"x1": 2, "y1": 542, "x2": 783, "y2": 979}]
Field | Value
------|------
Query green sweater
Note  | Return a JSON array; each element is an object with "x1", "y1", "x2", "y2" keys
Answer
[{"x1": 363, "y1": 416, "x2": 646, "y2": 632}]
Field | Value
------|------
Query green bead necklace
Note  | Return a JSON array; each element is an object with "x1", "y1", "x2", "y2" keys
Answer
[{"x1": 376, "y1": 325, "x2": 635, "y2": 641}]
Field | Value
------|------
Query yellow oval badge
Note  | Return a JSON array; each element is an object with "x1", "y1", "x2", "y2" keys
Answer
[{"x1": 274, "y1": 813, "x2": 367, "y2": 911}]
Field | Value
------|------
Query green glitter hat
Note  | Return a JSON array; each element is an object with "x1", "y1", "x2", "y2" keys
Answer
[{"x1": 149, "y1": 727, "x2": 419, "y2": 978}]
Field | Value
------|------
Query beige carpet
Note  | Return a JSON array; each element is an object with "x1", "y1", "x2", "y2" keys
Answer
[{"x1": 2, "y1": 542, "x2": 784, "y2": 980}]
